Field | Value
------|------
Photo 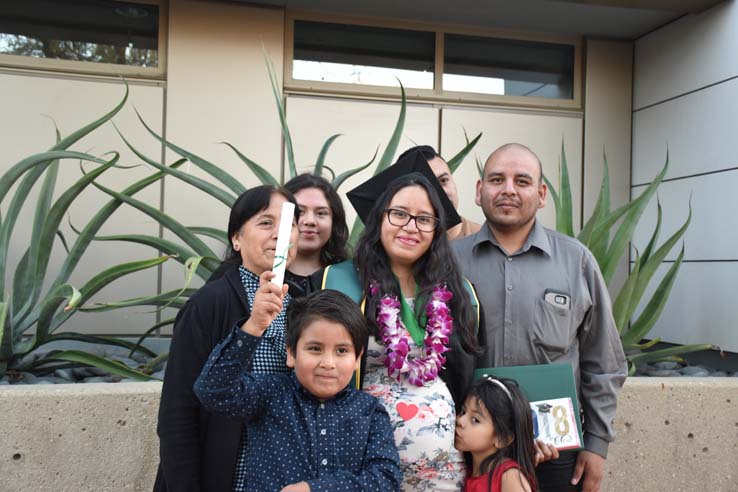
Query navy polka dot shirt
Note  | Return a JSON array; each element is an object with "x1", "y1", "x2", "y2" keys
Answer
[{"x1": 194, "y1": 328, "x2": 402, "y2": 492}]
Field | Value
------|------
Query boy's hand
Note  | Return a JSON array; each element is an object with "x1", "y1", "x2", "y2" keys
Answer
[
  {"x1": 533, "y1": 439, "x2": 560, "y2": 466},
  {"x1": 241, "y1": 270, "x2": 289, "y2": 337},
  {"x1": 280, "y1": 482, "x2": 310, "y2": 492}
]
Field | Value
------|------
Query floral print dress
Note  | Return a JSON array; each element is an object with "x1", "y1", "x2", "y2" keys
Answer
[{"x1": 364, "y1": 335, "x2": 466, "y2": 491}]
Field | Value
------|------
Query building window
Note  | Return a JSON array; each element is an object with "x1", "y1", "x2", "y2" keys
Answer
[
  {"x1": 293, "y1": 20, "x2": 435, "y2": 90},
  {"x1": 287, "y1": 15, "x2": 580, "y2": 108},
  {"x1": 443, "y1": 34, "x2": 574, "y2": 99},
  {"x1": 0, "y1": 0, "x2": 160, "y2": 71}
]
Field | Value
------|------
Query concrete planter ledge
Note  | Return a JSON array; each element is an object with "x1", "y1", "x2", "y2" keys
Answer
[
  {"x1": 1, "y1": 382, "x2": 162, "y2": 492},
  {"x1": 1, "y1": 378, "x2": 737, "y2": 491}
]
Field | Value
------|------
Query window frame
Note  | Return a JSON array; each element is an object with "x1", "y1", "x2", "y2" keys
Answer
[
  {"x1": 0, "y1": 0, "x2": 167, "y2": 80},
  {"x1": 284, "y1": 11, "x2": 582, "y2": 111}
]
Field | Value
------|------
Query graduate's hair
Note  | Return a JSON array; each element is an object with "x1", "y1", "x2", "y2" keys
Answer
[
  {"x1": 465, "y1": 377, "x2": 538, "y2": 492},
  {"x1": 286, "y1": 289, "x2": 369, "y2": 356},
  {"x1": 353, "y1": 173, "x2": 477, "y2": 354},
  {"x1": 284, "y1": 173, "x2": 349, "y2": 266}
]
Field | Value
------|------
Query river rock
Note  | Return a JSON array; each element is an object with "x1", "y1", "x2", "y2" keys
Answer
[{"x1": 680, "y1": 365, "x2": 710, "y2": 377}]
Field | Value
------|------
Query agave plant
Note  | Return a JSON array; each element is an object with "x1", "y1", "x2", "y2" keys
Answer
[
  {"x1": 0, "y1": 85, "x2": 186, "y2": 381},
  {"x1": 544, "y1": 142, "x2": 713, "y2": 374}
]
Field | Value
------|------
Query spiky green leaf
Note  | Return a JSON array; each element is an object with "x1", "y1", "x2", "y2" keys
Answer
[
  {"x1": 17, "y1": 284, "x2": 81, "y2": 354},
  {"x1": 92, "y1": 181, "x2": 217, "y2": 259},
  {"x1": 42, "y1": 350, "x2": 158, "y2": 381},
  {"x1": 640, "y1": 198, "x2": 663, "y2": 267},
  {"x1": 46, "y1": 332, "x2": 157, "y2": 358},
  {"x1": 79, "y1": 289, "x2": 194, "y2": 313},
  {"x1": 626, "y1": 343, "x2": 715, "y2": 366},
  {"x1": 135, "y1": 108, "x2": 245, "y2": 195},
  {"x1": 557, "y1": 141, "x2": 574, "y2": 237},
  {"x1": 314, "y1": 134, "x2": 342, "y2": 178},
  {"x1": 447, "y1": 130, "x2": 482, "y2": 173},
  {"x1": 84, "y1": 232, "x2": 216, "y2": 278},
  {"x1": 265, "y1": 55, "x2": 297, "y2": 179},
  {"x1": 47, "y1": 256, "x2": 171, "y2": 335},
  {"x1": 594, "y1": 154, "x2": 669, "y2": 282},
  {"x1": 188, "y1": 226, "x2": 229, "y2": 245},
  {"x1": 475, "y1": 154, "x2": 484, "y2": 180},
  {"x1": 542, "y1": 173, "x2": 560, "y2": 212},
  {"x1": 578, "y1": 150, "x2": 611, "y2": 250},
  {"x1": 624, "y1": 204, "x2": 692, "y2": 328},
  {"x1": 0, "y1": 302, "x2": 9, "y2": 362},
  {"x1": 612, "y1": 250, "x2": 640, "y2": 334},
  {"x1": 12, "y1": 155, "x2": 119, "y2": 327},
  {"x1": 51, "y1": 83, "x2": 128, "y2": 152},
  {"x1": 51, "y1": 161, "x2": 185, "y2": 295},
  {"x1": 621, "y1": 245, "x2": 685, "y2": 347},
  {"x1": 222, "y1": 141, "x2": 278, "y2": 186},
  {"x1": 128, "y1": 318, "x2": 175, "y2": 358},
  {"x1": 115, "y1": 124, "x2": 237, "y2": 206},
  {"x1": 332, "y1": 147, "x2": 378, "y2": 191},
  {"x1": 374, "y1": 82, "x2": 406, "y2": 175}
]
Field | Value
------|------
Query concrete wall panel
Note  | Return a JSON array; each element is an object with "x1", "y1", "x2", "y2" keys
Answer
[
  {"x1": 631, "y1": 261, "x2": 738, "y2": 352},
  {"x1": 632, "y1": 77, "x2": 738, "y2": 184},
  {"x1": 634, "y1": 0, "x2": 738, "y2": 110},
  {"x1": 632, "y1": 169, "x2": 738, "y2": 262}
]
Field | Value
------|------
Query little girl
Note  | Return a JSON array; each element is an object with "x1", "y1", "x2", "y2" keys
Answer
[{"x1": 455, "y1": 377, "x2": 538, "y2": 492}]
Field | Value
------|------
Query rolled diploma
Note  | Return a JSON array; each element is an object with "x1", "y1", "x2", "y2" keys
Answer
[{"x1": 271, "y1": 201, "x2": 295, "y2": 286}]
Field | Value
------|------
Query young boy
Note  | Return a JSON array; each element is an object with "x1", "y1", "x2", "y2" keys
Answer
[{"x1": 194, "y1": 289, "x2": 401, "y2": 492}]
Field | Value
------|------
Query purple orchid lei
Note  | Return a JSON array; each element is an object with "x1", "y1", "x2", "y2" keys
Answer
[{"x1": 372, "y1": 282, "x2": 454, "y2": 386}]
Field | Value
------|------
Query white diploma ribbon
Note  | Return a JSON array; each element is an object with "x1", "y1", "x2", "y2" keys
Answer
[{"x1": 271, "y1": 201, "x2": 295, "y2": 287}]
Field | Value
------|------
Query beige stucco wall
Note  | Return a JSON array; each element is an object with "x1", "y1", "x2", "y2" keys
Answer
[
  {"x1": 2, "y1": 378, "x2": 736, "y2": 491},
  {"x1": 160, "y1": 0, "x2": 286, "y2": 304},
  {"x1": 0, "y1": 72, "x2": 164, "y2": 335},
  {"x1": 2, "y1": 2, "x2": 640, "y2": 336},
  {"x1": 583, "y1": 39, "x2": 633, "y2": 293}
]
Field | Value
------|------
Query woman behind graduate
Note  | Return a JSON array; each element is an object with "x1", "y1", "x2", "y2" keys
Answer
[{"x1": 154, "y1": 185, "x2": 300, "y2": 492}]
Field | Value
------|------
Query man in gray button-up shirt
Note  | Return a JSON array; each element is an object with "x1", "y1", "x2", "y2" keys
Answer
[{"x1": 452, "y1": 143, "x2": 627, "y2": 492}]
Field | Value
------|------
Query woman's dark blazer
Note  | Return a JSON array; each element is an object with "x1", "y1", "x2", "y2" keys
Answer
[{"x1": 153, "y1": 266, "x2": 306, "y2": 492}]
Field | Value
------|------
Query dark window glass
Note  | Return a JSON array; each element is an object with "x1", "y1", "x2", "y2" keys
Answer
[
  {"x1": 444, "y1": 34, "x2": 574, "y2": 99},
  {"x1": 0, "y1": 0, "x2": 159, "y2": 68},
  {"x1": 293, "y1": 20, "x2": 435, "y2": 89}
]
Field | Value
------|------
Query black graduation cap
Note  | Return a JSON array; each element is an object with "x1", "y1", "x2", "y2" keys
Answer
[{"x1": 346, "y1": 149, "x2": 462, "y2": 230}]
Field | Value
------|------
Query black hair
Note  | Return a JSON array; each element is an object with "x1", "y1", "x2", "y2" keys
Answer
[
  {"x1": 353, "y1": 173, "x2": 477, "y2": 354},
  {"x1": 208, "y1": 185, "x2": 298, "y2": 281},
  {"x1": 284, "y1": 173, "x2": 349, "y2": 266},
  {"x1": 465, "y1": 377, "x2": 538, "y2": 492},
  {"x1": 397, "y1": 145, "x2": 441, "y2": 163},
  {"x1": 286, "y1": 289, "x2": 369, "y2": 356}
]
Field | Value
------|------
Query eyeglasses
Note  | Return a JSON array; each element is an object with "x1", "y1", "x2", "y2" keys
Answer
[{"x1": 385, "y1": 208, "x2": 439, "y2": 232}]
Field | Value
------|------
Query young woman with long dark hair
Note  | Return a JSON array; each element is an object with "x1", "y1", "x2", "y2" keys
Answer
[
  {"x1": 318, "y1": 150, "x2": 482, "y2": 490},
  {"x1": 284, "y1": 173, "x2": 349, "y2": 277}
]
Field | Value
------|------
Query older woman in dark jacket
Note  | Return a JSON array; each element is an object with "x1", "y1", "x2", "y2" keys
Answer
[{"x1": 154, "y1": 185, "x2": 302, "y2": 492}]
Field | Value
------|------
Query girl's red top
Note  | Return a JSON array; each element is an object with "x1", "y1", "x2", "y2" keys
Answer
[{"x1": 464, "y1": 459, "x2": 536, "y2": 492}]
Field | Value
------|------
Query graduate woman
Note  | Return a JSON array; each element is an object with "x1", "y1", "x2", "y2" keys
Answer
[{"x1": 319, "y1": 150, "x2": 482, "y2": 490}]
